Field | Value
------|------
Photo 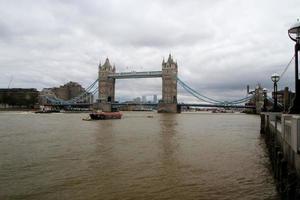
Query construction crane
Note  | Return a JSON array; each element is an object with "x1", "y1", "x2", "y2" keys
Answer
[{"x1": 7, "y1": 76, "x2": 13, "y2": 89}]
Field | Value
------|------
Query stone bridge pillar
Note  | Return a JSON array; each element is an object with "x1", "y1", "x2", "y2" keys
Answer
[
  {"x1": 158, "y1": 54, "x2": 179, "y2": 113},
  {"x1": 97, "y1": 58, "x2": 115, "y2": 112},
  {"x1": 255, "y1": 85, "x2": 264, "y2": 114}
]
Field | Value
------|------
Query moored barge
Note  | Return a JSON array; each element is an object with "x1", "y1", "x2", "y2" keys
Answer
[{"x1": 89, "y1": 111, "x2": 122, "y2": 120}]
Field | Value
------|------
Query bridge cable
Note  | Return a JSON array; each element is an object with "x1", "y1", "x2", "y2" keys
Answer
[
  {"x1": 177, "y1": 77, "x2": 253, "y2": 105},
  {"x1": 177, "y1": 78, "x2": 223, "y2": 103},
  {"x1": 279, "y1": 55, "x2": 295, "y2": 81},
  {"x1": 178, "y1": 82, "x2": 219, "y2": 104}
]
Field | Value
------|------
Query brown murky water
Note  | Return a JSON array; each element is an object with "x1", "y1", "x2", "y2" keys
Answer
[{"x1": 0, "y1": 112, "x2": 279, "y2": 200}]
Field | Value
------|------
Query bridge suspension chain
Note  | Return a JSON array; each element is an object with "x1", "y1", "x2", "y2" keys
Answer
[
  {"x1": 45, "y1": 75, "x2": 256, "y2": 106},
  {"x1": 177, "y1": 78, "x2": 223, "y2": 104},
  {"x1": 179, "y1": 83, "x2": 219, "y2": 104},
  {"x1": 279, "y1": 55, "x2": 295, "y2": 81},
  {"x1": 177, "y1": 77, "x2": 253, "y2": 105}
]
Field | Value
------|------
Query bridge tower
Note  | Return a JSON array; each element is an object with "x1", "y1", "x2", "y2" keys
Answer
[
  {"x1": 254, "y1": 85, "x2": 264, "y2": 114},
  {"x1": 158, "y1": 54, "x2": 178, "y2": 113},
  {"x1": 98, "y1": 58, "x2": 115, "y2": 112}
]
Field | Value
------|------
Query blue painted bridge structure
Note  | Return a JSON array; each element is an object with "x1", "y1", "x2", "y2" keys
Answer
[
  {"x1": 43, "y1": 75, "x2": 256, "y2": 110},
  {"x1": 110, "y1": 103, "x2": 254, "y2": 109},
  {"x1": 109, "y1": 71, "x2": 163, "y2": 79}
]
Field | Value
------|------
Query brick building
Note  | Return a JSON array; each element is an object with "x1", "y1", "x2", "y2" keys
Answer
[{"x1": 40, "y1": 81, "x2": 93, "y2": 105}]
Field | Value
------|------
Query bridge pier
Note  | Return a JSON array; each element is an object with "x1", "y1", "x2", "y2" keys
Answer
[
  {"x1": 158, "y1": 103, "x2": 179, "y2": 113},
  {"x1": 255, "y1": 85, "x2": 264, "y2": 114},
  {"x1": 98, "y1": 103, "x2": 112, "y2": 112}
]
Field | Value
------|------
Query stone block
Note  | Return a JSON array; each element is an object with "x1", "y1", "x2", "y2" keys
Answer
[{"x1": 158, "y1": 103, "x2": 178, "y2": 113}]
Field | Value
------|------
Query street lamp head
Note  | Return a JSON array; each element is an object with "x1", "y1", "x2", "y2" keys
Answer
[
  {"x1": 263, "y1": 88, "x2": 268, "y2": 93},
  {"x1": 288, "y1": 19, "x2": 300, "y2": 42},
  {"x1": 271, "y1": 73, "x2": 280, "y2": 83}
]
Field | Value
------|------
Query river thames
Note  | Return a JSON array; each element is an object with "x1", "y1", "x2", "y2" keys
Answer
[{"x1": 0, "y1": 112, "x2": 279, "y2": 200}]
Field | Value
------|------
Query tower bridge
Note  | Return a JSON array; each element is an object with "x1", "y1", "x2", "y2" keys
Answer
[
  {"x1": 42, "y1": 54, "x2": 257, "y2": 113},
  {"x1": 98, "y1": 54, "x2": 178, "y2": 112}
]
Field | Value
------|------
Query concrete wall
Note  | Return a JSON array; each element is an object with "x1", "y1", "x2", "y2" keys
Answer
[{"x1": 281, "y1": 115, "x2": 300, "y2": 172}]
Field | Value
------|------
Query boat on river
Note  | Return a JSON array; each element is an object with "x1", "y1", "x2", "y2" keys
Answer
[
  {"x1": 89, "y1": 111, "x2": 122, "y2": 120},
  {"x1": 35, "y1": 109, "x2": 60, "y2": 114}
]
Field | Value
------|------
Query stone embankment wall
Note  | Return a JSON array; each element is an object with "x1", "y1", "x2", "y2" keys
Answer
[{"x1": 261, "y1": 113, "x2": 300, "y2": 199}]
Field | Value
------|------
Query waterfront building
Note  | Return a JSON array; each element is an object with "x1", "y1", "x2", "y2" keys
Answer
[
  {"x1": 272, "y1": 87, "x2": 295, "y2": 112},
  {"x1": 0, "y1": 88, "x2": 39, "y2": 109},
  {"x1": 40, "y1": 82, "x2": 93, "y2": 105},
  {"x1": 52, "y1": 81, "x2": 85, "y2": 100}
]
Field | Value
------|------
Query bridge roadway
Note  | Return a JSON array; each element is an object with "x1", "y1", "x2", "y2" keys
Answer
[
  {"x1": 44, "y1": 103, "x2": 92, "y2": 107},
  {"x1": 45, "y1": 103, "x2": 255, "y2": 109},
  {"x1": 108, "y1": 71, "x2": 162, "y2": 79},
  {"x1": 112, "y1": 103, "x2": 255, "y2": 109}
]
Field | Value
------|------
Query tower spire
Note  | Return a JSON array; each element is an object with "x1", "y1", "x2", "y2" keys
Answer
[
  {"x1": 167, "y1": 53, "x2": 173, "y2": 63},
  {"x1": 98, "y1": 60, "x2": 101, "y2": 69},
  {"x1": 102, "y1": 57, "x2": 112, "y2": 70}
]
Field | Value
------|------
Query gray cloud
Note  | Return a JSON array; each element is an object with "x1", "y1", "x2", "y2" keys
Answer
[{"x1": 0, "y1": 0, "x2": 299, "y2": 103}]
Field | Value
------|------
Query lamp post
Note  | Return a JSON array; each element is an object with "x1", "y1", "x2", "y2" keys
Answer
[
  {"x1": 262, "y1": 88, "x2": 268, "y2": 112},
  {"x1": 271, "y1": 73, "x2": 280, "y2": 112},
  {"x1": 288, "y1": 19, "x2": 300, "y2": 114}
]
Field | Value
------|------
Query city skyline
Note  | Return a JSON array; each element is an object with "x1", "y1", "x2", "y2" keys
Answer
[{"x1": 0, "y1": 0, "x2": 299, "y2": 103}]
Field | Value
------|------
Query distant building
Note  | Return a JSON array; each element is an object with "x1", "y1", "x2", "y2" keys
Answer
[
  {"x1": 51, "y1": 81, "x2": 84, "y2": 100},
  {"x1": 142, "y1": 96, "x2": 146, "y2": 103},
  {"x1": 0, "y1": 88, "x2": 39, "y2": 109},
  {"x1": 153, "y1": 95, "x2": 157, "y2": 103},
  {"x1": 272, "y1": 87, "x2": 295, "y2": 112},
  {"x1": 38, "y1": 88, "x2": 57, "y2": 105},
  {"x1": 40, "y1": 81, "x2": 93, "y2": 105},
  {"x1": 133, "y1": 97, "x2": 141, "y2": 103}
]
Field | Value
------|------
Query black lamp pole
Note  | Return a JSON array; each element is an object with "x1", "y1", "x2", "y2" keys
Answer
[
  {"x1": 288, "y1": 20, "x2": 300, "y2": 114},
  {"x1": 271, "y1": 73, "x2": 280, "y2": 112},
  {"x1": 273, "y1": 81, "x2": 278, "y2": 111}
]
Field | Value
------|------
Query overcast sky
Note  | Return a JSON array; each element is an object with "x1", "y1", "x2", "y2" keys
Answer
[{"x1": 0, "y1": 0, "x2": 299, "y2": 103}]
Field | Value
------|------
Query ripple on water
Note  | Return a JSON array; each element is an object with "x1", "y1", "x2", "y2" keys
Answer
[{"x1": 0, "y1": 112, "x2": 280, "y2": 200}]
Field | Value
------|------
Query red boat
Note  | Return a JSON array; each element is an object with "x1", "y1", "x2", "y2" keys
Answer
[{"x1": 89, "y1": 111, "x2": 122, "y2": 120}]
